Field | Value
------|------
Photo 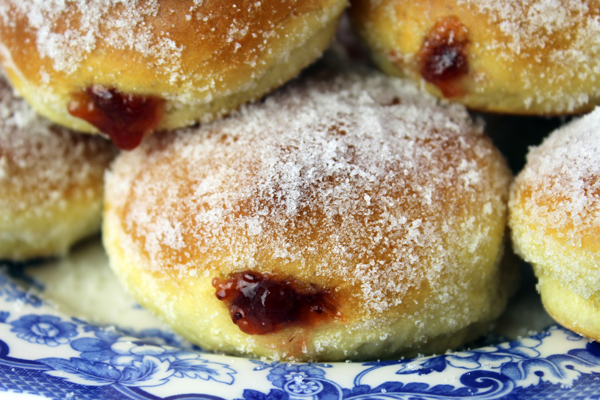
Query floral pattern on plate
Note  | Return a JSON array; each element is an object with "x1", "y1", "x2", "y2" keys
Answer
[{"x1": 0, "y1": 267, "x2": 599, "y2": 400}]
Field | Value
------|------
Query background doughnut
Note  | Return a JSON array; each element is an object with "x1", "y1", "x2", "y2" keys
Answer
[
  {"x1": 0, "y1": 0, "x2": 348, "y2": 149},
  {"x1": 349, "y1": 0, "x2": 600, "y2": 115},
  {"x1": 0, "y1": 73, "x2": 116, "y2": 261},
  {"x1": 104, "y1": 70, "x2": 516, "y2": 361},
  {"x1": 509, "y1": 108, "x2": 600, "y2": 340}
]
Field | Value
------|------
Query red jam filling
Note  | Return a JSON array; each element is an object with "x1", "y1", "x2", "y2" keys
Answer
[
  {"x1": 68, "y1": 85, "x2": 164, "y2": 150},
  {"x1": 213, "y1": 271, "x2": 338, "y2": 335},
  {"x1": 418, "y1": 16, "x2": 470, "y2": 98}
]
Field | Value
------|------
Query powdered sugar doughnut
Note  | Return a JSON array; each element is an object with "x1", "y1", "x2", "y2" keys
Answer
[
  {"x1": 350, "y1": 0, "x2": 600, "y2": 115},
  {"x1": 0, "y1": 73, "x2": 116, "y2": 261},
  {"x1": 104, "y1": 71, "x2": 516, "y2": 361},
  {"x1": 509, "y1": 108, "x2": 600, "y2": 340},
  {"x1": 0, "y1": 0, "x2": 347, "y2": 150}
]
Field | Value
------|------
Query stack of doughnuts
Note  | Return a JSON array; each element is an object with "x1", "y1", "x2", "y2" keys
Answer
[
  {"x1": 0, "y1": 74, "x2": 116, "y2": 261},
  {"x1": 103, "y1": 70, "x2": 516, "y2": 361},
  {"x1": 1, "y1": 0, "x2": 533, "y2": 361},
  {"x1": 350, "y1": 0, "x2": 600, "y2": 115}
]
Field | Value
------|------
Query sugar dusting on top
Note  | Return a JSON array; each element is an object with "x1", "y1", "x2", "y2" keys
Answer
[
  {"x1": 510, "y1": 108, "x2": 600, "y2": 298},
  {"x1": 458, "y1": 0, "x2": 598, "y2": 53},
  {"x1": 0, "y1": 0, "x2": 185, "y2": 79},
  {"x1": 107, "y1": 71, "x2": 511, "y2": 316},
  {"x1": 0, "y1": 0, "x2": 342, "y2": 92},
  {"x1": 514, "y1": 108, "x2": 600, "y2": 242},
  {"x1": 0, "y1": 72, "x2": 116, "y2": 215},
  {"x1": 456, "y1": 0, "x2": 600, "y2": 111}
]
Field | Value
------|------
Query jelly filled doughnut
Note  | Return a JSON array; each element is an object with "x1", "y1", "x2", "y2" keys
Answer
[
  {"x1": 0, "y1": 0, "x2": 347, "y2": 150},
  {"x1": 349, "y1": 0, "x2": 600, "y2": 115},
  {"x1": 104, "y1": 71, "x2": 516, "y2": 361},
  {"x1": 509, "y1": 108, "x2": 600, "y2": 340},
  {"x1": 0, "y1": 73, "x2": 116, "y2": 261}
]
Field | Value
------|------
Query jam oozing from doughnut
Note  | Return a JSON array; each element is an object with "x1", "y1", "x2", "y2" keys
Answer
[
  {"x1": 68, "y1": 85, "x2": 164, "y2": 150},
  {"x1": 419, "y1": 16, "x2": 470, "y2": 98},
  {"x1": 213, "y1": 271, "x2": 338, "y2": 335}
]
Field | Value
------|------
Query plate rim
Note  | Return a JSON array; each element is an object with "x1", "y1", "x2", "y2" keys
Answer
[{"x1": 0, "y1": 266, "x2": 599, "y2": 400}]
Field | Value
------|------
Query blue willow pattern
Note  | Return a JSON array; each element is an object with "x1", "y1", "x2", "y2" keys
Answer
[{"x1": 0, "y1": 268, "x2": 599, "y2": 399}]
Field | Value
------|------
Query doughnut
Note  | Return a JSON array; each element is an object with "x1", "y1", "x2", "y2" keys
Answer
[
  {"x1": 0, "y1": 72, "x2": 116, "y2": 261},
  {"x1": 103, "y1": 70, "x2": 516, "y2": 361},
  {"x1": 349, "y1": 0, "x2": 600, "y2": 115},
  {"x1": 0, "y1": 0, "x2": 348, "y2": 150},
  {"x1": 509, "y1": 108, "x2": 600, "y2": 340}
]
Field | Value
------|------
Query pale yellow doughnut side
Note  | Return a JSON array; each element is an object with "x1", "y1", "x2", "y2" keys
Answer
[{"x1": 350, "y1": 0, "x2": 600, "y2": 115}]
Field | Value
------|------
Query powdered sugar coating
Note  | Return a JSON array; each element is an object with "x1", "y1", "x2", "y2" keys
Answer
[
  {"x1": 0, "y1": 72, "x2": 116, "y2": 258},
  {"x1": 510, "y1": 108, "x2": 600, "y2": 297},
  {"x1": 0, "y1": 0, "x2": 347, "y2": 145},
  {"x1": 457, "y1": 0, "x2": 597, "y2": 53},
  {"x1": 0, "y1": 0, "x2": 342, "y2": 95},
  {"x1": 456, "y1": 0, "x2": 600, "y2": 110},
  {"x1": 515, "y1": 109, "x2": 600, "y2": 235},
  {"x1": 0, "y1": 77, "x2": 114, "y2": 208},
  {"x1": 0, "y1": 1, "x2": 185, "y2": 79},
  {"x1": 107, "y1": 71, "x2": 512, "y2": 316},
  {"x1": 352, "y1": 0, "x2": 600, "y2": 114}
]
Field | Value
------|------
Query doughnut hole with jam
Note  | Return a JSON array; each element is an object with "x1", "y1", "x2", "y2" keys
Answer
[
  {"x1": 0, "y1": 0, "x2": 348, "y2": 149},
  {"x1": 213, "y1": 271, "x2": 339, "y2": 335}
]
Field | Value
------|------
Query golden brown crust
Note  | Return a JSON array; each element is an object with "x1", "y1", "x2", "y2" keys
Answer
[
  {"x1": 350, "y1": 0, "x2": 600, "y2": 115},
  {"x1": 104, "y1": 70, "x2": 515, "y2": 361},
  {"x1": 0, "y1": 0, "x2": 347, "y2": 144}
]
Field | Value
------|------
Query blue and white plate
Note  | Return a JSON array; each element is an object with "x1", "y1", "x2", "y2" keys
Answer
[{"x1": 0, "y1": 238, "x2": 598, "y2": 400}]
